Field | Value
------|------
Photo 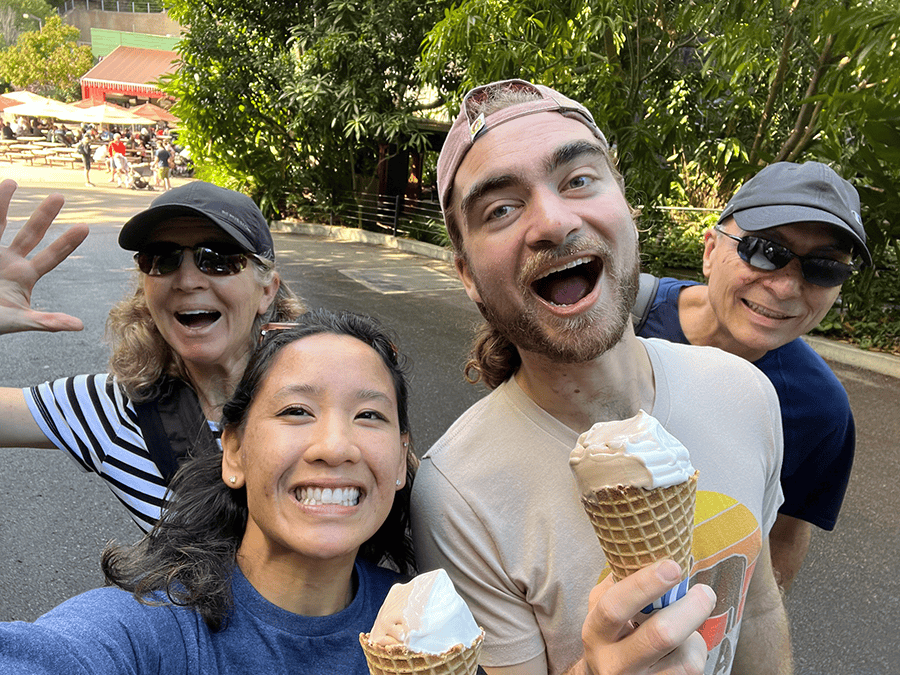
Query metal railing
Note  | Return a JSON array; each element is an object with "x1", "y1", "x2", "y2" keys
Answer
[
  {"x1": 60, "y1": 0, "x2": 167, "y2": 13},
  {"x1": 318, "y1": 190, "x2": 447, "y2": 247}
]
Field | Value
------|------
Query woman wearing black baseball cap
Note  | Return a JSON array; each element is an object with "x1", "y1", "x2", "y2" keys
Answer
[{"x1": 0, "y1": 179, "x2": 304, "y2": 532}]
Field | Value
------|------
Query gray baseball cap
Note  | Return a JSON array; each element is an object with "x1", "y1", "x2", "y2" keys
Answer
[
  {"x1": 718, "y1": 162, "x2": 870, "y2": 265},
  {"x1": 119, "y1": 181, "x2": 275, "y2": 261}
]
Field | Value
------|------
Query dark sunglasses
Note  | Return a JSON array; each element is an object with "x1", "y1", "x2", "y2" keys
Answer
[
  {"x1": 714, "y1": 226, "x2": 858, "y2": 287},
  {"x1": 135, "y1": 243, "x2": 253, "y2": 277}
]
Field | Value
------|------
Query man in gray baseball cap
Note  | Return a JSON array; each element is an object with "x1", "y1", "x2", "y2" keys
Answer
[{"x1": 638, "y1": 160, "x2": 868, "y2": 595}]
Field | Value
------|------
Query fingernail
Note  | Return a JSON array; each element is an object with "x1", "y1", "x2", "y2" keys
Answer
[
  {"x1": 699, "y1": 584, "x2": 716, "y2": 604},
  {"x1": 657, "y1": 559, "x2": 681, "y2": 582}
]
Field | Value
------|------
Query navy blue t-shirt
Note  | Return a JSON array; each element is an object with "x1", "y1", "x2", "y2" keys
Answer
[{"x1": 639, "y1": 277, "x2": 854, "y2": 530}]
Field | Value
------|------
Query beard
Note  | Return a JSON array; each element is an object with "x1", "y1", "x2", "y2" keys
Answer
[{"x1": 471, "y1": 235, "x2": 640, "y2": 364}]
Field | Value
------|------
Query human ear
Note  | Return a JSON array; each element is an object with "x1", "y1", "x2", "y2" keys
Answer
[
  {"x1": 701, "y1": 228, "x2": 718, "y2": 280},
  {"x1": 395, "y1": 433, "x2": 411, "y2": 490},
  {"x1": 221, "y1": 427, "x2": 246, "y2": 488},
  {"x1": 257, "y1": 272, "x2": 281, "y2": 315},
  {"x1": 454, "y1": 255, "x2": 482, "y2": 304}
]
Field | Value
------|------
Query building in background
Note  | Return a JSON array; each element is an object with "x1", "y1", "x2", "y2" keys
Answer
[{"x1": 80, "y1": 44, "x2": 178, "y2": 107}]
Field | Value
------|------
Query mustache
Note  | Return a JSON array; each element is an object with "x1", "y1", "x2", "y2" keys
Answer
[{"x1": 518, "y1": 234, "x2": 612, "y2": 286}]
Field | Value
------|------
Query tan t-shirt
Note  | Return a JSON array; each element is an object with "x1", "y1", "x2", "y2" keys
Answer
[{"x1": 412, "y1": 338, "x2": 783, "y2": 675}]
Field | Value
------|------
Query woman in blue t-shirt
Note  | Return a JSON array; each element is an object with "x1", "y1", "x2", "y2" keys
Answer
[{"x1": 0, "y1": 309, "x2": 418, "y2": 674}]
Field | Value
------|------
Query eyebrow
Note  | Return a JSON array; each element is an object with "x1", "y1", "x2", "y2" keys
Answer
[
  {"x1": 273, "y1": 384, "x2": 393, "y2": 405},
  {"x1": 459, "y1": 173, "x2": 527, "y2": 221},
  {"x1": 544, "y1": 140, "x2": 608, "y2": 175},
  {"x1": 752, "y1": 228, "x2": 852, "y2": 257}
]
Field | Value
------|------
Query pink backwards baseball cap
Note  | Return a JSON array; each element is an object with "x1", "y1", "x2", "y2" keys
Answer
[
  {"x1": 718, "y1": 161, "x2": 870, "y2": 265},
  {"x1": 436, "y1": 79, "x2": 609, "y2": 219}
]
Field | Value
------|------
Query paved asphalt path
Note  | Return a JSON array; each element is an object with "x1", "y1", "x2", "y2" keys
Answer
[{"x1": 1, "y1": 176, "x2": 898, "y2": 673}]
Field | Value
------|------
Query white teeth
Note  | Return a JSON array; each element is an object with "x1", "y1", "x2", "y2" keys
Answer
[
  {"x1": 535, "y1": 256, "x2": 593, "y2": 281},
  {"x1": 297, "y1": 487, "x2": 360, "y2": 506},
  {"x1": 745, "y1": 300, "x2": 791, "y2": 320},
  {"x1": 178, "y1": 310, "x2": 214, "y2": 315}
]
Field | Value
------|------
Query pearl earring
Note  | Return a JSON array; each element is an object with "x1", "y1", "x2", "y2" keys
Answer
[
  {"x1": 396, "y1": 479, "x2": 402, "y2": 487},
  {"x1": 403, "y1": 441, "x2": 408, "y2": 448},
  {"x1": 229, "y1": 476, "x2": 237, "y2": 484}
]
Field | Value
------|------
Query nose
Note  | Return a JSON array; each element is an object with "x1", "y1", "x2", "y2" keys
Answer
[
  {"x1": 524, "y1": 187, "x2": 582, "y2": 249},
  {"x1": 760, "y1": 258, "x2": 805, "y2": 298},
  {"x1": 171, "y1": 249, "x2": 209, "y2": 291},
  {"x1": 304, "y1": 414, "x2": 362, "y2": 467}
]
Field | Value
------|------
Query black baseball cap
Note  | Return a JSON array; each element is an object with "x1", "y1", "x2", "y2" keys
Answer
[
  {"x1": 718, "y1": 162, "x2": 870, "y2": 265},
  {"x1": 118, "y1": 181, "x2": 275, "y2": 261}
]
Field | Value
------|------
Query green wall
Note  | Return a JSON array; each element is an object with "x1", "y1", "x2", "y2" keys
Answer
[{"x1": 90, "y1": 28, "x2": 179, "y2": 58}]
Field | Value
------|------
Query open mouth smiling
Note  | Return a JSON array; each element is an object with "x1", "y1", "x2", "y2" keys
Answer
[
  {"x1": 175, "y1": 309, "x2": 222, "y2": 328},
  {"x1": 531, "y1": 256, "x2": 602, "y2": 307}
]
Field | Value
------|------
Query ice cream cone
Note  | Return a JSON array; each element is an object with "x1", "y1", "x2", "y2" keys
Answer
[
  {"x1": 581, "y1": 470, "x2": 698, "y2": 582},
  {"x1": 359, "y1": 631, "x2": 484, "y2": 675}
]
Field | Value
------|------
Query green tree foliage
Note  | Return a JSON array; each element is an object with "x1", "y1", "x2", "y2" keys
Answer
[
  {"x1": 421, "y1": 0, "x2": 738, "y2": 205},
  {"x1": 422, "y1": 0, "x2": 899, "y2": 207},
  {"x1": 0, "y1": 14, "x2": 91, "y2": 98},
  {"x1": 421, "y1": 0, "x2": 900, "y2": 350},
  {"x1": 0, "y1": 0, "x2": 53, "y2": 47},
  {"x1": 162, "y1": 0, "x2": 447, "y2": 217}
]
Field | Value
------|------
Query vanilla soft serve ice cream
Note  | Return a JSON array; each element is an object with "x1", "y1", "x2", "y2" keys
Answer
[
  {"x1": 366, "y1": 569, "x2": 482, "y2": 655},
  {"x1": 569, "y1": 409, "x2": 695, "y2": 492},
  {"x1": 568, "y1": 410, "x2": 699, "y2": 609}
]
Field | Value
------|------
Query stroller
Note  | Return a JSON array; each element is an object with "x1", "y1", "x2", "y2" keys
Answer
[
  {"x1": 128, "y1": 163, "x2": 155, "y2": 191},
  {"x1": 172, "y1": 150, "x2": 194, "y2": 177}
]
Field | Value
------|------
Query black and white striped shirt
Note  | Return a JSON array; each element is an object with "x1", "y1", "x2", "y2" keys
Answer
[{"x1": 25, "y1": 374, "x2": 217, "y2": 533}]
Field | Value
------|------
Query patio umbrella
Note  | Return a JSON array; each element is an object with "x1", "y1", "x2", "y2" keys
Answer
[
  {"x1": 1, "y1": 98, "x2": 89, "y2": 123},
  {"x1": 80, "y1": 103, "x2": 156, "y2": 126},
  {"x1": 130, "y1": 102, "x2": 179, "y2": 124},
  {"x1": 2, "y1": 91, "x2": 55, "y2": 106},
  {"x1": 0, "y1": 95, "x2": 23, "y2": 112},
  {"x1": 72, "y1": 98, "x2": 128, "y2": 109}
]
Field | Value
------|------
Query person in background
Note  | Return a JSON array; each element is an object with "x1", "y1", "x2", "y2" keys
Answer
[
  {"x1": 107, "y1": 133, "x2": 130, "y2": 186},
  {"x1": 1, "y1": 121, "x2": 14, "y2": 140},
  {"x1": 154, "y1": 141, "x2": 173, "y2": 191},
  {"x1": 0, "y1": 180, "x2": 303, "y2": 532},
  {"x1": 74, "y1": 129, "x2": 95, "y2": 187},
  {"x1": 412, "y1": 79, "x2": 790, "y2": 675},
  {"x1": 0, "y1": 310, "x2": 418, "y2": 674},
  {"x1": 637, "y1": 161, "x2": 869, "y2": 592}
]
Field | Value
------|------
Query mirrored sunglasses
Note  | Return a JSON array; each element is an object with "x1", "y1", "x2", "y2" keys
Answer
[
  {"x1": 714, "y1": 226, "x2": 858, "y2": 287},
  {"x1": 135, "y1": 244, "x2": 252, "y2": 277}
]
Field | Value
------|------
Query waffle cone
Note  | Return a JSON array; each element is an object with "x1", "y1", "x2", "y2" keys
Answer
[
  {"x1": 358, "y1": 631, "x2": 484, "y2": 675},
  {"x1": 581, "y1": 471, "x2": 698, "y2": 582}
]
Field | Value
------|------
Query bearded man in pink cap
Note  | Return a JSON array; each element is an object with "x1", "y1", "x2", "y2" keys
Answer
[{"x1": 412, "y1": 80, "x2": 792, "y2": 675}]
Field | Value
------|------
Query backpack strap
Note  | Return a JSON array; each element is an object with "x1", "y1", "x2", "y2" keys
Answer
[
  {"x1": 133, "y1": 377, "x2": 220, "y2": 486},
  {"x1": 631, "y1": 272, "x2": 660, "y2": 334}
]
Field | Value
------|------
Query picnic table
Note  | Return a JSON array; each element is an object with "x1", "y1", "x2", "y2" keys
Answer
[
  {"x1": 4, "y1": 143, "x2": 37, "y2": 164},
  {"x1": 45, "y1": 148, "x2": 81, "y2": 168}
]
